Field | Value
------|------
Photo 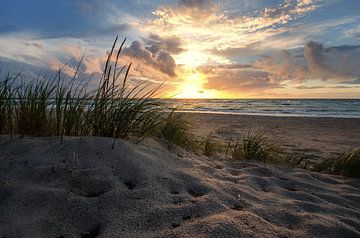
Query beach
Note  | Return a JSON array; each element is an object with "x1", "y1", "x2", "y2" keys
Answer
[
  {"x1": 187, "y1": 112, "x2": 360, "y2": 158},
  {"x1": 1, "y1": 122, "x2": 360, "y2": 237},
  {"x1": 1, "y1": 0, "x2": 360, "y2": 237}
]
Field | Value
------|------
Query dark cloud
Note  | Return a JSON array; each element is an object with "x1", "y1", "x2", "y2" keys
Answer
[
  {"x1": 326, "y1": 45, "x2": 360, "y2": 52},
  {"x1": 341, "y1": 78, "x2": 360, "y2": 85},
  {"x1": 123, "y1": 40, "x2": 177, "y2": 77},
  {"x1": 22, "y1": 41, "x2": 44, "y2": 50},
  {"x1": 304, "y1": 41, "x2": 328, "y2": 78},
  {"x1": 143, "y1": 34, "x2": 184, "y2": 55},
  {"x1": 295, "y1": 85, "x2": 325, "y2": 89}
]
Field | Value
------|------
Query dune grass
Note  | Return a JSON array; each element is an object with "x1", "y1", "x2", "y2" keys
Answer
[
  {"x1": 160, "y1": 110, "x2": 195, "y2": 151},
  {"x1": 0, "y1": 73, "x2": 17, "y2": 136},
  {"x1": 0, "y1": 37, "x2": 163, "y2": 146},
  {"x1": 314, "y1": 148, "x2": 360, "y2": 178},
  {"x1": 201, "y1": 129, "x2": 227, "y2": 157},
  {"x1": 229, "y1": 130, "x2": 286, "y2": 167}
]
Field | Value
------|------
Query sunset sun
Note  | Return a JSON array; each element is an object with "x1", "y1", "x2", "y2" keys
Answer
[{"x1": 175, "y1": 68, "x2": 215, "y2": 99}]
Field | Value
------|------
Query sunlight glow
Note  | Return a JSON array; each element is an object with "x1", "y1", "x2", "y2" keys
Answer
[
  {"x1": 174, "y1": 68, "x2": 225, "y2": 99},
  {"x1": 175, "y1": 50, "x2": 210, "y2": 67}
]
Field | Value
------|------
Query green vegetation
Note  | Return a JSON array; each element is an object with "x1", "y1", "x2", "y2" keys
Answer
[
  {"x1": 0, "y1": 73, "x2": 17, "y2": 136},
  {"x1": 314, "y1": 148, "x2": 360, "y2": 178},
  {"x1": 202, "y1": 129, "x2": 217, "y2": 156},
  {"x1": 229, "y1": 130, "x2": 285, "y2": 167},
  {"x1": 160, "y1": 110, "x2": 194, "y2": 151},
  {"x1": 0, "y1": 37, "x2": 162, "y2": 147}
]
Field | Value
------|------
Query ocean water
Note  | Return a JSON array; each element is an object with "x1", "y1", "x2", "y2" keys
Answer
[{"x1": 165, "y1": 99, "x2": 360, "y2": 118}]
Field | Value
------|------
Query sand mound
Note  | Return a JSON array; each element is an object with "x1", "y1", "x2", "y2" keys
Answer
[{"x1": 0, "y1": 136, "x2": 359, "y2": 238}]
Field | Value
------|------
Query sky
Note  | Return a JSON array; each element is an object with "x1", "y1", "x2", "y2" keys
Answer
[{"x1": 0, "y1": 0, "x2": 360, "y2": 98}]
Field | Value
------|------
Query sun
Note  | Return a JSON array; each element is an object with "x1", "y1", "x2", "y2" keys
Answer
[{"x1": 174, "y1": 69, "x2": 215, "y2": 99}]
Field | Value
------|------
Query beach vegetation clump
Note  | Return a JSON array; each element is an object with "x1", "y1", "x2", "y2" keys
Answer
[
  {"x1": 0, "y1": 74, "x2": 17, "y2": 136},
  {"x1": 230, "y1": 130, "x2": 284, "y2": 166},
  {"x1": 0, "y1": 37, "x2": 163, "y2": 146},
  {"x1": 16, "y1": 79, "x2": 56, "y2": 136},
  {"x1": 160, "y1": 110, "x2": 194, "y2": 151},
  {"x1": 314, "y1": 148, "x2": 360, "y2": 178},
  {"x1": 202, "y1": 129, "x2": 220, "y2": 156}
]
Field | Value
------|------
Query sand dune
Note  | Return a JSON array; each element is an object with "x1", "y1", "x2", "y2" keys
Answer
[{"x1": 1, "y1": 136, "x2": 359, "y2": 238}]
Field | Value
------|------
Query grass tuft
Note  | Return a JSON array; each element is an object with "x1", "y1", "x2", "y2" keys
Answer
[
  {"x1": 230, "y1": 130, "x2": 284, "y2": 167},
  {"x1": 314, "y1": 148, "x2": 360, "y2": 178},
  {"x1": 202, "y1": 129, "x2": 218, "y2": 156},
  {"x1": 160, "y1": 110, "x2": 194, "y2": 151}
]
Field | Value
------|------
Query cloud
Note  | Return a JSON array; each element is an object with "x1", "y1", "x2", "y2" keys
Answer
[
  {"x1": 143, "y1": 34, "x2": 184, "y2": 55},
  {"x1": 179, "y1": 0, "x2": 212, "y2": 8},
  {"x1": 304, "y1": 41, "x2": 328, "y2": 78},
  {"x1": 346, "y1": 25, "x2": 360, "y2": 39},
  {"x1": 140, "y1": 0, "x2": 321, "y2": 69},
  {"x1": 123, "y1": 38, "x2": 179, "y2": 77},
  {"x1": 341, "y1": 78, "x2": 360, "y2": 85},
  {"x1": 22, "y1": 41, "x2": 45, "y2": 50},
  {"x1": 295, "y1": 85, "x2": 324, "y2": 89},
  {"x1": 209, "y1": 42, "x2": 264, "y2": 57},
  {"x1": 197, "y1": 40, "x2": 360, "y2": 94},
  {"x1": 253, "y1": 41, "x2": 360, "y2": 83},
  {"x1": 199, "y1": 64, "x2": 281, "y2": 92}
]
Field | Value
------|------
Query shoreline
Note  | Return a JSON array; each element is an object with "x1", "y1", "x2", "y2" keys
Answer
[{"x1": 175, "y1": 109, "x2": 360, "y2": 119}]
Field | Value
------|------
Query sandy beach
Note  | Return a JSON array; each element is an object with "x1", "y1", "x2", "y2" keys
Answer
[
  {"x1": 2, "y1": 0, "x2": 360, "y2": 236},
  {"x1": 186, "y1": 113, "x2": 360, "y2": 158},
  {"x1": 1, "y1": 135, "x2": 359, "y2": 237}
]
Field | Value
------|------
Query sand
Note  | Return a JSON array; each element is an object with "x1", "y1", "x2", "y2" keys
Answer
[
  {"x1": 186, "y1": 113, "x2": 360, "y2": 158},
  {"x1": 1, "y1": 135, "x2": 359, "y2": 238}
]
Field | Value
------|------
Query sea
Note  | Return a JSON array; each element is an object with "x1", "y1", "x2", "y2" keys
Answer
[{"x1": 164, "y1": 99, "x2": 360, "y2": 118}]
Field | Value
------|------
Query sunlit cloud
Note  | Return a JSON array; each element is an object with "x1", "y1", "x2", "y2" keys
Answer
[{"x1": 1, "y1": 0, "x2": 360, "y2": 98}]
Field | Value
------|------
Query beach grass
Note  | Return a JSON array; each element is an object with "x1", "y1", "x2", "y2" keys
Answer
[
  {"x1": 200, "y1": 129, "x2": 231, "y2": 157},
  {"x1": 202, "y1": 129, "x2": 217, "y2": 156},
  {"x1": 160, "y1": 110, "x2": 195, "y2": 151},
  {"x1": 314, "y1": 148, "x2": 360, "y2": 178},
  {"x1": 0, "y1": 73, "x2": 17, "y2": 136},
  {"x1": 0, "y1": 37, "x2": 163, "y2": 146},
  {"x1": 230, "y1": 130, "x2": 287, "y2": 167}
]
